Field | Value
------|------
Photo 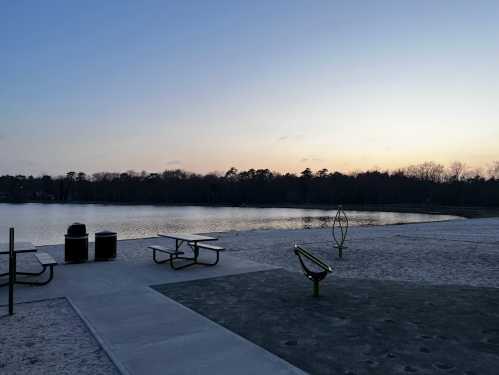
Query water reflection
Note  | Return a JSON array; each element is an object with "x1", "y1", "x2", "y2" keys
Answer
[{"x1": 0, "y1": 203, "x2": 461, "y2": 245}]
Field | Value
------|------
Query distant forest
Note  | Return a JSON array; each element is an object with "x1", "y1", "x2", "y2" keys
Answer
[{"x1": 1, "y1": 161, "x2": 499, "y2": 207}]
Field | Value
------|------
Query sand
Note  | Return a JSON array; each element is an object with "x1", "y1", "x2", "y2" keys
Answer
[
  {"x1": 212, "y1": 217, "x2": 499, "y2": 288},
  {"x1": 0, "y1": 298, "x2": 119, "y2": 375}
]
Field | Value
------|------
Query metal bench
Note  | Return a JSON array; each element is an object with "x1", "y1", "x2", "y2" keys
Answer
[
  {"x1": 188, "y1": 242, "x2": 225, "y2": 266},
  {"x1": 15, "y1": 252, "x2": 58, "y2": 286},
  {"x1": 148, "y1": 245, "x2": 184, "y2": 264}
]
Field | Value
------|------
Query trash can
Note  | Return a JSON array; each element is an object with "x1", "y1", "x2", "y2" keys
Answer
[
  {"x1": 65, "y1": 223, "x2": 88, "y2": 263},
  {"x1": 95, "y1": 231, "x2": 117, "y2": 261}
]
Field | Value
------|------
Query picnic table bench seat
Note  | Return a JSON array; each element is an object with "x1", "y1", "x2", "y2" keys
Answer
[
  {"x1": 148, "y1": 245, "x2": 184, "y2": 264},
  {"x1": 187, "y1": 242, "x2": 224, "y2": 266},
  {"x1": 188, "y1": 242, "x2": 225, "y2": 252},
  {"x1": 34, "y1": 252, "x2": 57, "y2": 285},
  {"x1": 148, "y1": 245, "x2": 184, "y2": 255},
  {"x1": 15, "y1": 252, "x2": 58, "y2": 286},
  {"x1": 35, "y1": 252, "x2": 57, "y2": 266}
]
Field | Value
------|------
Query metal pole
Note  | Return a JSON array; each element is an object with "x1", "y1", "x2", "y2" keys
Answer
[
  {"x1": 8, "y1": 227, "x2": 14, "y2": 315},
  {"x1": 313, "y1": 280, "x2": 319, "y2": 297}
]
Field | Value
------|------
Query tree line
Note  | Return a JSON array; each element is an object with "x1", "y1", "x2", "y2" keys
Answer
[{"x1": 1, "y1": 161, "x2": 499, "y2": 207}]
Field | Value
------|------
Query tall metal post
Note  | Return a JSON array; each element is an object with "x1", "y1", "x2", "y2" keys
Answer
[{"x1": 8, "y1": 227, "x2": 14, "y2": 315}]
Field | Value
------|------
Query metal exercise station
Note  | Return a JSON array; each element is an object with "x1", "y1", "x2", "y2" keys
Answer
[
  {"x1": 294, "y1": 244, "x2": 332, "y2": 297},
  {"x1": 294, "y1": 206, "x2": 349, "y2": 296},
  {"x1": 332, "y1": 205, "x2": 349, "y2": 259}
]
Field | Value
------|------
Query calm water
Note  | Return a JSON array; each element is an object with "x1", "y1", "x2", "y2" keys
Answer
[{"x1": 0, "y1": 203, "x2": 460, "y2": 245}]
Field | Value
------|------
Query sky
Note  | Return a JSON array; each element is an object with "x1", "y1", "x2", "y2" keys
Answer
[{"x1": 1, "y1": 0, "x2": 499, "y2": 176}]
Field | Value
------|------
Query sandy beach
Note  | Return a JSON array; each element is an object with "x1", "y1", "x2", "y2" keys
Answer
[{"x1": 212, "y1": 217, "x2": 499, "y2": 288}]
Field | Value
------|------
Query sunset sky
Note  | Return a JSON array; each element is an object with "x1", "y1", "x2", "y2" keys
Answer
[{"x1": 1, "y1": 1, "x2": 498, "y2": 176}]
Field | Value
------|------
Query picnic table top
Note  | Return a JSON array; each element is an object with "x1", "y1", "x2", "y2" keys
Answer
[
  {"x1": 0, "y1": 241, "x2": 36, "y2": 254},
  {"x1": 158, "y1": 233, "x2": 217, "y2": 242}
]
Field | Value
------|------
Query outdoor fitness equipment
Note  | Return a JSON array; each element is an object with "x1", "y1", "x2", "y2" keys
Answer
[
  {"x1": 294, "y1": 244, "x2": 332, "y2": 297},
  {"x1": 332, "y1": 205, "x2": 349, "y2": 258}
]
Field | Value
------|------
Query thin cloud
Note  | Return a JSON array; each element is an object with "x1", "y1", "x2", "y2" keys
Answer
[
  {"x1": 165, "y1": 160, "x2": 181, "y2": 166},
  {"x1": 277, "y1": 133, "x2": 304, "y2": 142},
  {"x1": 300, "y1": 157, "x2": 323, "y2": 163}
]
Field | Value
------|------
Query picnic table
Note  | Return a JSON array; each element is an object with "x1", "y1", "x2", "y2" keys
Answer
[
  {"x1": 148, "y1": 233, "x2": 224, "y2": 270},
  {"x1": 1, "y1": 241, "x2": 36, "y2": 286},
  {"x1": 0, "y1": 242, "x2": 57, "y2": 286}
]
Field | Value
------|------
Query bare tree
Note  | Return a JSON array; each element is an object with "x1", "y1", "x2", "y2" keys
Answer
[
  {"x1": 447, "y1": 161, "x2": 467, "y2": 182},
  {"x1": 488, "y1": 161, "x2": 499, "y2": 179},
  {"x1": 405, "y1": 162, "x2": 445, "y2": 183}
]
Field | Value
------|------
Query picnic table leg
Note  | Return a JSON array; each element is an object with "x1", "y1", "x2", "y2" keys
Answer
[
  {"x1": 168, "y1": 239, "x2": 196, "y2": 270},
  {"x1": 193, "y1": 242, "x2": 199, "y2": 263},
  {"x1": 194, "y1": 251, "x2": 221, "y2": 266}
]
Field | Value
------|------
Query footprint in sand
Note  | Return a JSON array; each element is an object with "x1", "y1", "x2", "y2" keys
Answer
[{"x1": 433, "y1": 362, "x2": 455, "y2": 371}]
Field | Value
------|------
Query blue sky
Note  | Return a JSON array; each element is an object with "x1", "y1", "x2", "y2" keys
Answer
[{"x1": 1, "y1": 0, "x2": 498, "y2": 175}]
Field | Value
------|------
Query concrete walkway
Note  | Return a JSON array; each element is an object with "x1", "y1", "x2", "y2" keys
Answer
[
  {"x1": 72, "y1": 287, "x2": 305, "y2": 375},
  {"x1": 0, "y1": 240, "x2": 305, "y2": 375}
]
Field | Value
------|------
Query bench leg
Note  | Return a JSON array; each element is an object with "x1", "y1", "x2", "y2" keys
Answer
[
  {"x1": 170, "y1": 258, "x2": 197, "y2": 270},
  {"x1": 153, "y1": 250, "x2": 172, "y2": 264},
  {"x1": 195, "y1": 251, "x2": 221, "y2": 266},
  {"x1": 152, "y1": 250, "x2": 193, "y2": 268},
  {"x1": 0, "y1": 267, "x2": 45, "y2": 281},
  {"x1": 15, "y1": 265, "x2": 54, "y2": 286},
  {"x1": 170, "y1": 247, "x2": 204, "y2": 270},
  {"x1": 15, "y1": 268, "x2": 46, "y2": 276}
]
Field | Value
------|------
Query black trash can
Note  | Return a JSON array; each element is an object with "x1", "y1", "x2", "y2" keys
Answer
[
  {"x1": 95, "y1": 231, "x2": 117, "y2": 261},
  {"x1": 65, "y1": 223, "x2": 88, "y2": 263}
]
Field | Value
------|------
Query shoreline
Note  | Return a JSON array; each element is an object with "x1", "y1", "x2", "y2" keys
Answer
[
  {"x1": 31, "y1": 216, "x2": 465, "y2": 248},
  {"x1": 34, "y1": 217, "x2": 464, "y2": 248},
  {"x1": 20, "y1": 216, "x2": 499, "y2": 288},
  {"x1": 2, "y1": 201, "x2": 498, "y2": 219},
  {"x1": 252, "y1": 203, "x2": 499, "y2": 219}
]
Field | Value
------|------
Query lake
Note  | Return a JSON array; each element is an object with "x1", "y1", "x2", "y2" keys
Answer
[{"x1": 0, "y1": 203, "x2": 460, "y2": 245}]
